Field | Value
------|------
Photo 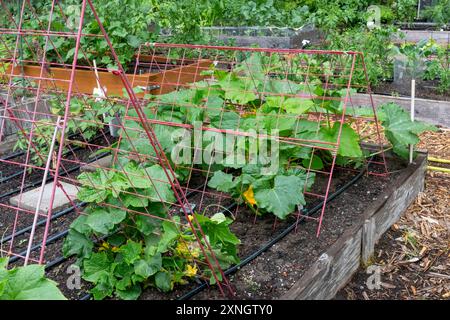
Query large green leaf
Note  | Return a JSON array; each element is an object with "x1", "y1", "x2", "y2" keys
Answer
[
  {"x1": 380, "y1": 103, "x2": 437, "y2": 159},
  {"x1": 254, "y1": 175, "x2": 306, "y2": 219},
  {"x1": 134, "y1": 253, "x2": 162, "y2": 278},
  {"x1": 77, "y1": 187, "x2": 109, "y2": 203},
  {"x1": 155, "y1": 271, "x2": 172, "y2": 292},
  {"x1": 283, "y1": 98, "x2": 315, "y2": 115},
  {"x1": 90, "y1": 276, "x2": 115, "y2": 300},
  {"x1": 157, "y1": 219, "x2": 179, "y2": 253},
  {"x1": 265, "y1": 79, "x2": 302, "y2": 95},
  {"x1": 0, "y1": 263, "x2": 66, "y2": 300},
  {"x1": 321, "y1": 123, "x2": 363, "y2": 158},
  {"x1": 115, "y1": 284, "x2": 141, "y2": 300},
  {"x1": 121, "y1": 192, "x2": 149, "y2": 208},
  {"x1": 210, "y1": 111, "x2": 240, "y2": 130},
  {"x1": 120, "y1": 240, "x2": 143, "y2": 265},
  {"x1": 207, "y1": 171, "x2": 236, "y2": 193},
  {"x1": 218, "y1": 73, "x2": 257, "y2": 105},
  {"x1": 195, "y1": 213, "x2": 240, "y2": 261},
  {"x1": 83, "y1": 252, "x2": 114, "y2": 283},
  {"x1": 143, "y1": 165, "x2": 176, "y2": 203},
  {"x1": 63, "y1": 229, "x2": 94, "y2": 259},
  {"x1": 85, "y1": 207, "x2": 127, "y2": 235}
]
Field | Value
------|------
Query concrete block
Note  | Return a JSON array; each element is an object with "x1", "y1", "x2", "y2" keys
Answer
[{"x1": 10, "y1": 181, "x2": 78, "y2": 214}]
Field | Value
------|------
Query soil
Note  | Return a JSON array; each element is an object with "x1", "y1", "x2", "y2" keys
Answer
[
  {"x1": 373, "y1": 79, "x2": 449, "y2": 102},
  {"x1": 0, "y1": 144, "x2": 415, "y2": 301},
  {"x1": 373, "y1": 80, "x2": 450, "y2": 101},
  {"x1": 0, "y1": 132, "x2": 114, "y2": 262}
]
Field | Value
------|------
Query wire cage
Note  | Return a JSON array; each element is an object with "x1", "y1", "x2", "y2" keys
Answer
[{"x1": 0, "y1": 0, "x2": 388, "y2": 299}]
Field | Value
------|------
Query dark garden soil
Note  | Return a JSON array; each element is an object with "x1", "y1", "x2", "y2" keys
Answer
[
  {"x1": 373, "y1": 79, "x2": 450, "y2": 102},
  {"x1": 0, "y1": 132, "x2": 114, "y2": 261}
]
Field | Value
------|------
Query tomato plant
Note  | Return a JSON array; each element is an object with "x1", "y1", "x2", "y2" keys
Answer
[{"x1": 13, "y1": 96, "x2": 118, "y2": 167}]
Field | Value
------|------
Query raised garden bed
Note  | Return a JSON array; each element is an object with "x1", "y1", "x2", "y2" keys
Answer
[
  {"x1": 7, "y1": 149, "x2": 422, "y2": 300},
  {"x1": 393, "y1": 29, "x2": 450, "y2": 45},
  {"x1": 0, "y1": 56, "x2": 210, "y2": 96},
  {"x1": 0, "y1": 139, "x2": 427, "y2": 300},
  {"x1": 353, "y1": 92, "x2": 450, "y2": 128},
  {"x1": 185, "y1": 152, "x2": 427, "y2": 300}
]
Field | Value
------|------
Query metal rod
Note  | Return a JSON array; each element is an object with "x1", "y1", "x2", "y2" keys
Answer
[{"x1": 24, "y1": 115, "x2": 61, "y2": 265}]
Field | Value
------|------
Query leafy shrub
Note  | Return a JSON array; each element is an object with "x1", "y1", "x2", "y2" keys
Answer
[
  {"x1": 422, "y1": 0, "x2": 450, "y2": 27},
  {"x1": 326, "y1": 26, "x2": 398, "y2": 87}
]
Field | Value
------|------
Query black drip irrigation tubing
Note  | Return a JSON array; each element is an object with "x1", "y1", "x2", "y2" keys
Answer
[
  {"x1": 8, "y1": 229, "x2": 70, "y2": 264},
  {"x1": 0, "y1": 152, "x2": 110, "y2": 202},
  {"x1": 2, "y1": 182, "x2": 209, "y2": 284},
  {"x1": 0, "y1": 133, "x2": 106, "y2": 185},
  {"x1": 78, "y1": 162, "x2": 368, "y2": 301},
  {"x1": 176, "y1": 163, "x2": 369, "y2": 300},
  {"x1": 0, "y1": 169, "x2": 26, "y2": 184},
  {"x1": 0, "y1": 151, "x2": 25, "y2": 162},
  {"x1": 1, "y1": 202, "x2": 85, "y2": 245}
]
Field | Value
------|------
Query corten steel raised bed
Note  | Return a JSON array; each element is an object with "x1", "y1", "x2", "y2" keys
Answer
[{"x1": 0, "y1": 56, "x2": 211, "y2": 97}]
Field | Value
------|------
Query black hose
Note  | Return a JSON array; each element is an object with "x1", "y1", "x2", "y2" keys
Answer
[
  {"x1": 0, "y1": 151, "x2": 24, "y2": 161},
  {"x1": 0, "y1": 133, "x2": 106, "y2": 185},
  {"x1": 9, "y1": 229, "x2": 69, "y2": 264},
  {"x1": 176, "y1": 163, "x2": 368, "y2": 300},
  {"x1": 1, "y1": 202, "x2": 86, "y2": 244},
  {"x1": 0, "y1": 152, "x2": 109, "y2": 202},
  {"x1": 0, "y1": 169, "x2": 25, "y2": 184}
]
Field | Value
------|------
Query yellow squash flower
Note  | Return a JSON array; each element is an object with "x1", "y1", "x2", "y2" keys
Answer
[
  {"x1": 184, "y1": 264, "x2": 198, "y2": 277},
  {"x1": 243, "y1": 185, "x2": 257, "y2": 206},
  {"x1": 98, "y1": 241, "x2": 110, "y2": 252}
]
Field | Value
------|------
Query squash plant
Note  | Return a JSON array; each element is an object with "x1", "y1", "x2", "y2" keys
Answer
[
  {"x1": 0, "y1": 257, "x2": 66, "y2": 300},
  {"x1": 137, "y1": 52, "x2": 436, "y2": 221},
  {"x1": 63, "y1": 161, "x2": 240, "y2": 300},
  {"x1": 63, "y1": 51, "x2": 436, "y2": 300}
]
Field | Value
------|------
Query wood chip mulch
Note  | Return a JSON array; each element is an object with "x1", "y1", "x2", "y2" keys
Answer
[{"x1": 337, "y1": 129, "x2": 450, "y2": 300}]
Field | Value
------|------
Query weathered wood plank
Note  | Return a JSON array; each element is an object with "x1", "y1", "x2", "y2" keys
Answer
[
  {"x1": 281, "y1": 228, "x2": 362, "y2": 300},
  {"x1": 281, "y1": 153, "x2": 427, "y2": 300},
  {"x1": 362, "y1": 217, "x2": 376, "y2": 264},
  {"x1": 372, "y1": 156, "x2": 426, "y2": 241}
]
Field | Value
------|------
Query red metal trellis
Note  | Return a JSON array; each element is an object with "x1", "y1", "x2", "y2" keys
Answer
[{"x1": 0, "y1": 0, "x2": 389, "y2": 299}]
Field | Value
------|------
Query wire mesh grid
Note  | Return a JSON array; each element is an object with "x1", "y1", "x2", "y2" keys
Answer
[{"x1": 0, "y1": 0, "x2": 388, "y2": 299}]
